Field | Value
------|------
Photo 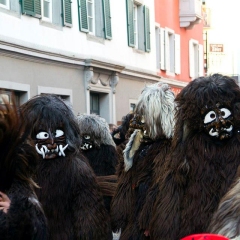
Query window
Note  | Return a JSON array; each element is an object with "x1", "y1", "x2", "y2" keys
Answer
[
  {"x1": 126, "y1": 0, "x2": 150, "y2": 52},
  {"x1": 0, "y1": 0, "x2": 9, "y2": 10},
  {"x1": 78, "y1": 0, "x2": 112, "y2": 39},
  {"x1": 87, "y1": 0, "x2": 94, "y2": 34},
  {"x1": 0, "y1": 91, "x2": 21, "y2": 106},
  {"x1": 21, "y1": 0, "x2": 72, "y2": 27},
  {"x1": 133, "y1": 4, "x2": 138, "y2": 48},
  {"x1": 41, "y1": 0, "x2": 52, "y2": 22},
  {"x1": 90, "y1": 92, "x2": 100, "y2": 115},
  {"x1": 156, "y1": 27, "x2": 181, "y2": 74},
  {"x1": 189, "y1": 39, "x2": 203, "y2": 78},
  {"x1": 130, "y1": 103, "x2": 136, "y2": 112},
  {"x1": 129, "y1": 99, "x2": 137, "y2": 112}
]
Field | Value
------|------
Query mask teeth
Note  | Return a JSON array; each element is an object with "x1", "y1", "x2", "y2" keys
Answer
[
  {"x1": 59, "y1": 144, "x2": 68, "y2": 157},
  {"x1": 35, "y1": 144, "x2": 47, "y2": 159}
]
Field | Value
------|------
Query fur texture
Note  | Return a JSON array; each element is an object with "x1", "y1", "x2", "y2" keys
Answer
[
  {"x1": 112, "y1": 112, "x2": 134, "y2": 146},
  {"x1": 0, "y1": 97, "x2": 48, "y2": 240},
  {"x1": 20, "y1": 95, "x2": 112, "y2": 240},
  {"x1": 77, "y1": 114, "x2": 118, "y2": 213},
  {"x1": 111, "y1": 82, "x2": 175, "y2": 239},
  {"x1": 149, "y1": 74, "x2": 240, "y2": 240},
  {"x1": 209, "y1": 178, "x2": 240, "y2": 239},
  {"x1": 77, "y1": 113, "x2": 116, "y2": 148}
]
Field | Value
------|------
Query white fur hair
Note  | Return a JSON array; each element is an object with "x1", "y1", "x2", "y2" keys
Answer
[
  {"x1": 135, "y1": 82, "x2": 175, "y2": 140},
  {"x1": 76, "y1": 113, "x2": 116, "y2": 148},
  {"x1": 209, "y1": 178, "x2": 240, "y2": 239}
]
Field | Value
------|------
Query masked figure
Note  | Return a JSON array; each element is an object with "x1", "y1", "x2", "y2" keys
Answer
[
  {"x1": 77, "y1": 113, "x2": 118, "y2": 212},
  {"x1": 149, "y1": 74, "x2": 240, "y2": 240},
  {"x1": 0, "y1": 97, "x2": 48, "y2": 240},
  {"x1": 111, "y1": 82, "x2": 175, "y2": 239},
  {"x1": 20, "y1": 95, "x2": 112, "y2": 240}
]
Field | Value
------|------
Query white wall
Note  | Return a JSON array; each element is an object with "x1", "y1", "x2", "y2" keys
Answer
[
  {"x1": 0, "y1": 0, "x2": 156, "y2": 74},
  {"x1": 205, "y1": 0, "x2": 240, "y2": 77}
]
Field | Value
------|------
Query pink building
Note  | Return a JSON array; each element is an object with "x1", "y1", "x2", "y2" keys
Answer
[{"x1": 154, "y1": 0, "x2": 204, "y2": 94}]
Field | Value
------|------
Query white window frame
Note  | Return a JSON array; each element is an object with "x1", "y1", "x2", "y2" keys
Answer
[
  {"x1": 41, "y1": 0, "x2": 52, "y2": 22},
  {"x1": 165, "y1": 27, "x2": 175, "y2": 74},
  {"x1": 189, "y1": 39, "x2": 203, "y2": 79},
  {"x1": 0, "y1": 0, "x2": 10, "y2": 10},
  {"x1": 133, "y1": 4, "x2": 138, "y2": 48},
  {"x1": 87, "y1": 0, "x2": 95, "y2": 35}
]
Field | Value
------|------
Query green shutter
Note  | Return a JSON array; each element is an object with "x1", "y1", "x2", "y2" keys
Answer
[
  {"x1": 21, "y1": 0, "x2": 41, "y2": 18},
  {"x1": 144, "y1": 6, "x2": 151, "y2": 52},
  {"x1": 63, "y1": 0, "x2": 72, "y2": 27},
  {"x1": 78, "y1": 0, "x2": 89, "y2": 32},
  {"x1": 102, "y1": 0, "x2": 112, "y2": 39},
  {"x1": 126, "y1": 0, "x2": 134, "y2": 47}
]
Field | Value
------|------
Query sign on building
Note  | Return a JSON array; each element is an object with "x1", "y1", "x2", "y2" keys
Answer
[{"x1": 210, "y1": 44, "x2": 224, "y2": 52}]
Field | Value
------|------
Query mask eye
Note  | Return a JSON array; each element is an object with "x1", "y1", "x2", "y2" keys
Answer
[
  {"x1": 55, "y1": 129, "x2": 64, "y2": 137},
  {"x1": 204, "y1": 110, "x2": 216, "y2": 124},
  {"x1": 84, "y1": 135, "x2": 90, "y2": 140},
  {"x1": 36, "y1": 132, "x2": 49, "y2": 139},
  {"x1": 220, "y1": 108, "x2": 231, "y2": 119}
]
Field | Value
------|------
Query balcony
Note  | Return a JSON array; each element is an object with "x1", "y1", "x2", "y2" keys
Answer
[{"x1": 179, "y1": 0, "x2": 202, "y2": 29}]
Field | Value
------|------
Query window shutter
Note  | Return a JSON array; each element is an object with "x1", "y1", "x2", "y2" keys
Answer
[
  {"x1": 160, "y1": 27, "x2": 165, "y2": 70},
  {"x1": 174, "y1": 34, "x2": 181, "y2": 74},
  {"x1": 126, "y1": 0, "x2": 134, "y2": 47},
  {"x1": 95, "y1": 0, "x2": 104, "y2": 38},
  {"x1": 78, "y1": 0, "x2": 89, "y2": 32},
  {"x1": 198, "y1": 44, "x2": 204, "y2": 77},
  {"x1": 189, "y1": 39, "x2": 194, "y2": 78},
  {"x1": 144, "y1": 5, "x2": 150, "y2": 52},
  {"x1": 52, "y1": 0, "x2": 62, "y2": 26},
  {"x1": 62, "y1": 0, "x2": 72, "y2": 27},
  {"x1": 22, "y1": 0, "x2": 41, "y2": 18},
  {"x1": 155, "y1": 27, "x2": 160, "y2": 70},
  {"x1": 102, "y1": 0, "x2": 112, "y2": 39}
]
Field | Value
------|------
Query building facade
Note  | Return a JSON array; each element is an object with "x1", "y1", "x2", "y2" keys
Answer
[
  {"x1": 0, "y1": 0, "x2": 204, "y2": 124},
  {"x1": 155, "y1": 0, "x2": 204, "y2": 95},
  {"x1": 203, "y1": 0, "x2": 240, "y2": 83}
]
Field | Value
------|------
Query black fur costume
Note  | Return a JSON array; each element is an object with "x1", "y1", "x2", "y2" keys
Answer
[
  {"x1": 149, "y1": 74, "x2": 240, "y2": 240},
  {"x1": 20, "y1": 95, "x2": 112, "y2": 240},
  {"x1": 111, "y1": 83, "x2": 175, "y2": 239},
  {"x1": 0, "y1": 98, "x2": 48, "y2": 240},
  {"x1": 77, "y1": 113, "x2": 118, "y2": 212}
]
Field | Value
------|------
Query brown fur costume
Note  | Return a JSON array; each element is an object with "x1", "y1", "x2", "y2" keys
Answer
[
  {"x1": 77, "y1": 113, "x2": 118, "y2": 212},
  {"x1": 0, "y1": 97, "x2": 48, "y2": 239},
  {"x1": 149, "y1": 74, "x2": 240, "y2": 240},
  {"x1": 111, "y1": 83, "x2": 175, "y2": 239},
  {"x1": 209, "y1": 177, "x2": 240, "y2": 239},
  {"x1": 20, "y1": 95, "x2": 112, "y2": 240}
]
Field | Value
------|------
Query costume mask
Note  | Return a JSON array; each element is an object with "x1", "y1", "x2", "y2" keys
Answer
[
  {"x1": 129, "y1": 115, "x2": 145, "y2": 131},
  {"x1": 35, "y1": 128, "x2": 68, "y2": 159},
  {"x1": 80, "y1": 135, "x2": 93, "y2": 150},
  {"x1": 203, "y1": 103, "x2": 233, "y2": 140}
]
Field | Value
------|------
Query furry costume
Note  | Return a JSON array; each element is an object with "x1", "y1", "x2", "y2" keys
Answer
[
  {"x1": 149, "y1": 74, "x2": 240, "y2": 240},
  {"x1": 110, "y1": 82, "x2": 175, "y2": 239},
  {"x1": 111, "y1": 112, "x2": 134, "y2": 146},
  {"x1": 20, "y1": 95, "x2": 112, "y2": 240},
  {"x1": 0, "y1": 97, "x2": 48, "y2": 240},
  {"x1": 209, "y1": 177, "x2": 240, "y2": 239},
  {"x1": 76, "y1": 113, "x2": 118, "y2": 212}
]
